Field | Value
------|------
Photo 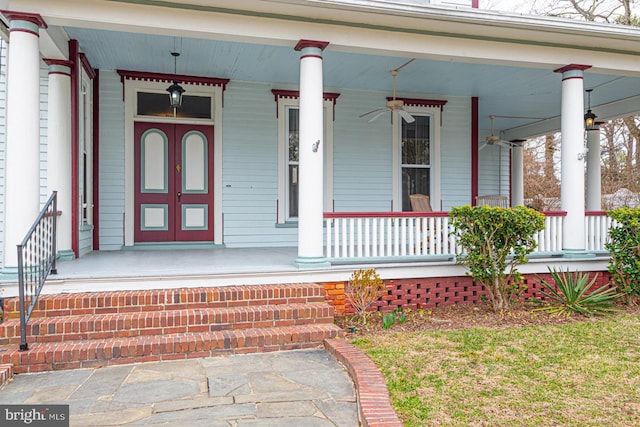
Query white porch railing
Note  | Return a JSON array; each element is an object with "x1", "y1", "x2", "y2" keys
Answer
[
  {"x1": 323, "y1": 210, "x2": 610, "y2": 262},
  {"x1": 324, "y1": 212, "x2": 456, "y2": 260},
  {"x1": 585, "y1": 211, "x2": 613, "y2": 251},
  {"x1": 533, "y1": 211, "x2": 565, "y2": 253}
]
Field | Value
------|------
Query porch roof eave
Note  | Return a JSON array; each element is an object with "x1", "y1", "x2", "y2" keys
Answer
[{"x1": 15, "y1": 0, "x2": 640, "y2": 55}]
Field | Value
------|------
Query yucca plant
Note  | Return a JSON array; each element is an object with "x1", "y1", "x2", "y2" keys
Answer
[{"x1": 535, "y1": 268, "x2": 621, "y2": 317}]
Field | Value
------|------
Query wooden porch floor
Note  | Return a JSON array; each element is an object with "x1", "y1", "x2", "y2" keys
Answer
[{"x1": 0, "y1": 246, "x2": 610, "y2": 298}]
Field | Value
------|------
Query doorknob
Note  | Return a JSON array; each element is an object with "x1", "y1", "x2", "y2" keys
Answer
[{"x1": 177, "y1": 191, "x2": 181, "y2": 202}]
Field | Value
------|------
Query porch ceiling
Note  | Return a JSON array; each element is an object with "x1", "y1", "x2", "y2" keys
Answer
[{"x1": 63, "y1": 24, "x2": 640, "y2": 139}]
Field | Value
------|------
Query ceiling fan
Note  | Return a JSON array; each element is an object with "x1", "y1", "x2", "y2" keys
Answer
[
  {"x1": 360, "y1": 58, "x2": 416, "y2": 124},
  {"x1": 480, "y1": 115, "x2": 536, "y2": 151}
]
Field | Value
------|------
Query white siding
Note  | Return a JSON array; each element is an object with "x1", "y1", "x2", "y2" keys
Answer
[
  {"x1": 333, "y1": 89, "x2": 393, "y2": 212},
  {"x1": 98, "y1": 70, "x2": 125, "y2": 250},
  {"x1": 440, "y1": 96, "x2": 472, "y2": 210},
  {"x1": 0, "y1": 41, "x2": 6, "y2": 268},
  {"x1": 221, "y1": 81, "x2": 296, "y2": 247},
  {"x1": 79, "y1": 228, "x2": 93, "y2": 256},
  {"x1": 96, "y1": 77, "x2": 481, "y2": 249},
  {"x1": 478, "y1": 130, "x2": 511, "y2": 199}
]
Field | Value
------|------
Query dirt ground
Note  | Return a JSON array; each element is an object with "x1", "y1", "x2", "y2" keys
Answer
[{"x1": 336, "y1": 301, "x2": 640, "y2": 337}]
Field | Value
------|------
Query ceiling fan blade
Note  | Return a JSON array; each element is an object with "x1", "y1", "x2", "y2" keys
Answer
[
  {"x1": 479, "y1": 142, "x2": 488, "y2": 151},
  {"x1": 398, "y1": 109, "x2": 415, "y2": 123},
  {"x1": 367, "y1": 109, "x2": 389, "y2": 123},
  {"x1": 359, "y1": 108, "x2": 385, "y2": 118}
]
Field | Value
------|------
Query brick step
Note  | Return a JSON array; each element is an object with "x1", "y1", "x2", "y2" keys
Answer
[
  {"x1": 3, "y1": 284, "x2": 326, "y2": 320},
  {"x1": 0, "y1": 324, "x2": 343, "y2": 374},
  {"x1": 0, "y1": 303, "x2": 334, "y2": 345},
  {"x1": 0, "y1": 364, "x2": 13, "y2": 389}
]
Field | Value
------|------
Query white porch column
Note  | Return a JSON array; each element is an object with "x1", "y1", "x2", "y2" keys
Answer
[
  {"x1": 294, "y1": 40, "x2": 330, "y2": 268},
  {"x1": 586, "y1": 126, "x2": 602, "y2": 211},
  {"x1": 555, "y1": 64, "x2": 589, "y2": 253},
  {"x1": 1, "y1": 12, "x2": 47, "y2": 274},
  {"x1": 511, "y1": 144, "x2": 524, "y2": 207},
  {"x1": 44, "y1": 59, "x2": 74, "y2": 260}
]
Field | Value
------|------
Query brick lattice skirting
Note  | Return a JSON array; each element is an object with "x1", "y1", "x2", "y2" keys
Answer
[
  {"x1": 325, "y1": 339, "x2": 403, "y2": 427},
  {"x1": 325, "y1": 271, "x2": 612, "y2": 315}
]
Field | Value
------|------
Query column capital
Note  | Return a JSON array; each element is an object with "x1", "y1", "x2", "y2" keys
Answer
[
  {"x1": 44, "y1": 58, "x2": 74, "y2": 76},
  {"x1": 553, "y1": 64, "x2": 591, "y2": 80},
  {"x1": 294, "y1": 40, "x2": 329, "y2": 52},
  {"x1": 1, "y1": 11, "x2": 47, "y2": 31}
]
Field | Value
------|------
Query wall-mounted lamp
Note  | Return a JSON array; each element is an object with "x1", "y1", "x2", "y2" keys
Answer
[
  {"x1": 584, "y1": 89, "x2": 597, "y2": 130},
  {"x1": 166, "y1": 51, "x2": 185, "y2": 110}
]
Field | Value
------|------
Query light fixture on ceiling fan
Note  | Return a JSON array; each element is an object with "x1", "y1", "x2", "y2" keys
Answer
[{"x1": 360, "y1": 58, "x2": 416, "y2": 124}]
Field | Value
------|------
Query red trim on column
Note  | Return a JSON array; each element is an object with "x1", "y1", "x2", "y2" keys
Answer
[
  {"x1": 472, "y1": 0, "x2": 479, "y2": 7},
  {"x1": 294, "y1": 40, "x2": 329, "y2": 51},
  {"x1": 471, "y1": 97, "x2": 478, "y2": 206},
  {"x1": 271, "y1": 89, "x2": 340, "y2": 118},
  {"x1": 299, "y1": 54, "x2": 323, "y2": 60},
  {"x1": 553, "y1": 64, "x2": 592, "y2": 73},
  {"x1": 70, "y1": 40, "x2": 79, "y2": 258},
  {"x1": 93, "y1": 70, "x2": 100, "y2": 250},
  {"x1": 79, "y1": 53, "x2": 96, "y2": 79},
  {"x1": 0, "y1": 11, "x2": 47, "y2": 28}
]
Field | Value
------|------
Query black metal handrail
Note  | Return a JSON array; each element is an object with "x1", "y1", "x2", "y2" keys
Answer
[{"x1": 17, "y1": 191, "x2": 58, "y2": 351}]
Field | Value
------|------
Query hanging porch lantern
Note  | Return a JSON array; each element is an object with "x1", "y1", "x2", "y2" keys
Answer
[{"x1": 167, "y1": 51, "x2": 185, "y2": 109}]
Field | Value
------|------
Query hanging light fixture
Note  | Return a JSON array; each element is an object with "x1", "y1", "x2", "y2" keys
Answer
[
  {"x1": 167, "y1": 51, "x2": 185, "y2": 110},
  {"x1": 584, "y1": 89, "x2": 597, "y2": 130}
]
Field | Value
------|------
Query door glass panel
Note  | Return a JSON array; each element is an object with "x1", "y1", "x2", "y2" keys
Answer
[
  {"x1": 142, "y1": 130, "x2": 168, "y2": 192},
  {"x1": 182, "y1": 131, "x2": 207, "y2": 193}
]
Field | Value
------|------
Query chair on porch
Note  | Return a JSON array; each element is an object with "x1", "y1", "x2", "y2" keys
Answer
[
  {"x1": 476, "y1": 195, "x2": 509, "y2": 207},
  {"x1": 409, "y1": 194, "x2": 433, "y2": 212}
]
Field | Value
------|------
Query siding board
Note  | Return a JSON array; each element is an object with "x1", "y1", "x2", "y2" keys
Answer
[{"x1": 98, "y1": 70, "x2": 125, "y2": 250}]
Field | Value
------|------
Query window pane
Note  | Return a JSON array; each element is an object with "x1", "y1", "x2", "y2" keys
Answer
[
  {"x1": 137, "y1": 92, "x2": 212, "y2": 119},
  {"x1": 402, "y1": 168, "x2": 430, "y2": 212},
  {"x1": 289, "y1": 165, "x2": 299, "y2": 218},
  {"x1": 288, "y1": 108, "x2": 299, "y2": 162},
  {"x1": 402, "y1": 116, "x2": 430, "y2": 165}
]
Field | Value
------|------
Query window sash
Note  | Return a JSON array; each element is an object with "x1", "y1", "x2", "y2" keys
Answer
[{"x1": 401, "y1": 115, "x2": 431, "y2": 211}]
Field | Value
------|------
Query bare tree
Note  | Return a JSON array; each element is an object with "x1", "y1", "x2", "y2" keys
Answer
[{"x1": 494, "y1": 0, "x2": 640, "y2": 207}]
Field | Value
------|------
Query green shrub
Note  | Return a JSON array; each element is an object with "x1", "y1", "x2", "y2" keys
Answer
[
  {"x1": 535, "y1": 268, "x2": 621, "y2": 317},
  {"x1": 605, "y1": 207, "x2": 640, "y2": 305},
  {"x1": 346, "y1": 268, "x2": 385, "y2": 325},
  {"x1": 450, "y1": 205, "x2": 545, "y2": 312}
]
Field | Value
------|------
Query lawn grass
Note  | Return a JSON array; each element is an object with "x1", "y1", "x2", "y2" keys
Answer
[{"x1": 352, "y1": 314, "x2": 640, "y2": 426}]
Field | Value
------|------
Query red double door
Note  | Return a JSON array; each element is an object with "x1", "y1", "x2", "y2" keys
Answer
[{"x1": 134, "y1": 122, "x2": 214, "y2": 242}]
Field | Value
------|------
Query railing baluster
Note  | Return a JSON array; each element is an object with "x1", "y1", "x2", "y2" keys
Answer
[
  {"x1": 17, "y1": 191, "x2": 58, "y2": 351},
  {"x1": 322, "y1": 209, "x2": 609, "y2": 262}
]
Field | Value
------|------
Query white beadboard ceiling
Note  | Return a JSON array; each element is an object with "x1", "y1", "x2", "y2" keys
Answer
[{"x1": 64, "y1": 26, "x2": 640, "y2": 138}]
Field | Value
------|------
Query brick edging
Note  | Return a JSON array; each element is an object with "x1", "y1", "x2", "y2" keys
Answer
[{"x1": 324, "y1": 338, "x2": 403, "y2": 427}]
